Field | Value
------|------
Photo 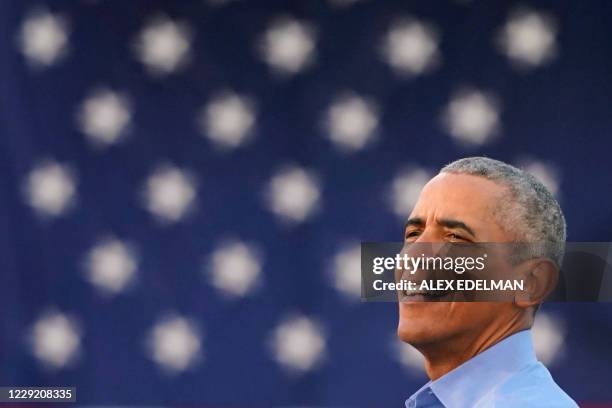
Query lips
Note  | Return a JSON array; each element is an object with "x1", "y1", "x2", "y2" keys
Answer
[
  {"x1": 400, "y1": 288, "x2": 454, "y2": 302},
  {"x1": 398, "y1": 266, "x2": 458, "y2": 302}
]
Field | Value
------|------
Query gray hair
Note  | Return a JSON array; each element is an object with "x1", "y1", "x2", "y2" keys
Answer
[{"x1": 440, "y1": 157, "x2": 566, "y2": 266}]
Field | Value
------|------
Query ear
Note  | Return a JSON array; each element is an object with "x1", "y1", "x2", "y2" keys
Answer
[{"x1": 514, "y1": 258, "x2": 559, "y2": 309}]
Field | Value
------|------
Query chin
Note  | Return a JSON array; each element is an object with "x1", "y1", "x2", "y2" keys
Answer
[
  {"x1": 397, "y1": 327, "x2": 429, "y2": 346},
  {"x1": 397, "y1": 318, "x2": 434, "y2": 345},
  {"x1": 397, "y1": 306, "x2": 454, "y2": 347}
]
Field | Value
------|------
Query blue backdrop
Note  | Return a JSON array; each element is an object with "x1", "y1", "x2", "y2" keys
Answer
[{"x1": 1, "y1": 0, "x2": 611, "y2": 406}]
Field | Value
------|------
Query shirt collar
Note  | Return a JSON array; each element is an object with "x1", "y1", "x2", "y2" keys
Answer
[
  {"x1": 408, "y1": 329, "x2": 537, "y2": 408},
  {"x1": 405, "y1": 381, "x2": 433, "y2": 408}
]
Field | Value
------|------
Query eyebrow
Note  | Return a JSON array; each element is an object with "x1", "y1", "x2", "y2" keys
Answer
[
  {"x1": 438, "y1": 218, "x2": 476, "y2": 237},
  {"x1": 403, "y1": 217, "x2": 477, "y2": 238},
  {"x1": 404, "y1": 217, "x2": 424, "y2": 231}
]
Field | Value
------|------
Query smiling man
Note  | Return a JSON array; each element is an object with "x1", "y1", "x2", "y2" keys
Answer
[{"x1": 399, "y1": 157, "x2": 577, "y2": 408}]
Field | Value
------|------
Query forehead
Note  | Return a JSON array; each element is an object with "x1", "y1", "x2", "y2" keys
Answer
[{"x1": 411, "y1": 172, "x2": 508, "y2": 222}]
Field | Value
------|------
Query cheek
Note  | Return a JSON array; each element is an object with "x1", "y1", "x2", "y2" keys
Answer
[{"x1": 454, "y1": 302, "x2": 509, "y2": 329}]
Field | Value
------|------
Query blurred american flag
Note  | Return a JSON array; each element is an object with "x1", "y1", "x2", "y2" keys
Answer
[{"x1": 0, "y1": 0, "x2": 611, "y2": 406}]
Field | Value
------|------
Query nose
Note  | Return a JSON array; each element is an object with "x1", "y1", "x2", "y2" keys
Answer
[
  {"x1": 409, "y1": 229, "x2": 447, "y2": 256},
  {"x1": 413, "y1": 224, "x2": 443, "y2": 244}
]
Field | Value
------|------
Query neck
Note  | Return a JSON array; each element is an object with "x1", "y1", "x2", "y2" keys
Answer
[{"x1": 417, "y1": 314, "x2": 529, "y2": 381}]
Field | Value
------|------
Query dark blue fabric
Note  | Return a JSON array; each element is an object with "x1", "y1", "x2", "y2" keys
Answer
[{"x1": 0, "y1": 0, "x2": 611, "y2": 406}]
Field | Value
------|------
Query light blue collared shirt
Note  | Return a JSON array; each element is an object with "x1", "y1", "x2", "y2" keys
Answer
[{"x1": 405, "y1": 330, "x2": 577, "y2": 408}]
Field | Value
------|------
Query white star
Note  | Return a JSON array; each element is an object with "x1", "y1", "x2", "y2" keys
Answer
[
  {"x1": 270, "y1": 315, "x2": 326, "y2": 372},
  {"x1": 518, "y1": 159, "x2": 561, "y2": 197},
  {"x1": 532, "y1": 312, "x2": 565, "y2": 365},
  {"x1": 442, "y1": 88, "x2": 501, "y2": 146},
  {"x1": 330, "y1": 243, "x2": 362, "y2": 299},
  {"x1": 258, "y1": 17, "x2": 316, "y2": 75},
  {"x1": 207, "y1": 240, "x2": 262, "y2": 298},
  {"x1": 497, "y1": 8, "x2": 558, "y2": 69},
  {"x1": 388, "y1": 167, "x2": 431, "y2": 219},
  {"x1": 198, "y1": 91, "x2": 256, "y2": 150},
  {"x1": 391, "y1": 335, "x2": 425, "y2": 373},
  {"x1": 77, "y1": 88, "x2": 131, "y2": 148},
  {"x1": 24, "y1": 160, "x2": 77, "y2": 217},
  {"x1": 133, "y1": 15, "x2": 192, "y2": 76},
  {"x1": 146, "y1": 315, "x2": 202, "y2": 373},
  {"x1": 324, "y1": 93, "x2": 379, "y2": 153},
  {"x1": 266, "y1": 165, "x2": 321, "y2": 223},
  {"x1": 29, "y1": 311, "x2": 81, "y2": 369},
  {"x1": 143, "y1": 165, "x2": 197, "y2": 223},
  {"x1": 18, "y1": 8, "x2": 69, "y2": 68},
  {"x1": 85, "y1": 237, "x2": 138, "y2": 296},
  {"x1": 381, "y1": 18, "x2": 440, "y2": 76}
]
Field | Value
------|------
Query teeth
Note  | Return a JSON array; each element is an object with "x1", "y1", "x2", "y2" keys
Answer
[{"x1": 404, "y1": 290, "x2": 448, "y2": 297}]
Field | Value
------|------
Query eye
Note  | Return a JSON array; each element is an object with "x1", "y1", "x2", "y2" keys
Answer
[
  {"x1": 405, "y1": 230, "x2": 420, "y2": 240},
  {"x1": 447, "y1": 233, "x2": 466, "y2": 242}
]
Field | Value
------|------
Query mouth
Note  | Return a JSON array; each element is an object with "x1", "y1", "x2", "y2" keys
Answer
[{"x1": 400, "y1": 289, "x2": 454, "y2": 303}]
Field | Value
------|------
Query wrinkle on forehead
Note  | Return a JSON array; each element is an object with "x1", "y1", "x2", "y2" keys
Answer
[{"x1": 411, "y1": 173, "x2": 516, "y2": 241}]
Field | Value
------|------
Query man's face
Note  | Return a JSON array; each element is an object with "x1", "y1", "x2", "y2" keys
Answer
[{"x1": 397, "y1": 172, "x2": 519, "y2": 347}]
